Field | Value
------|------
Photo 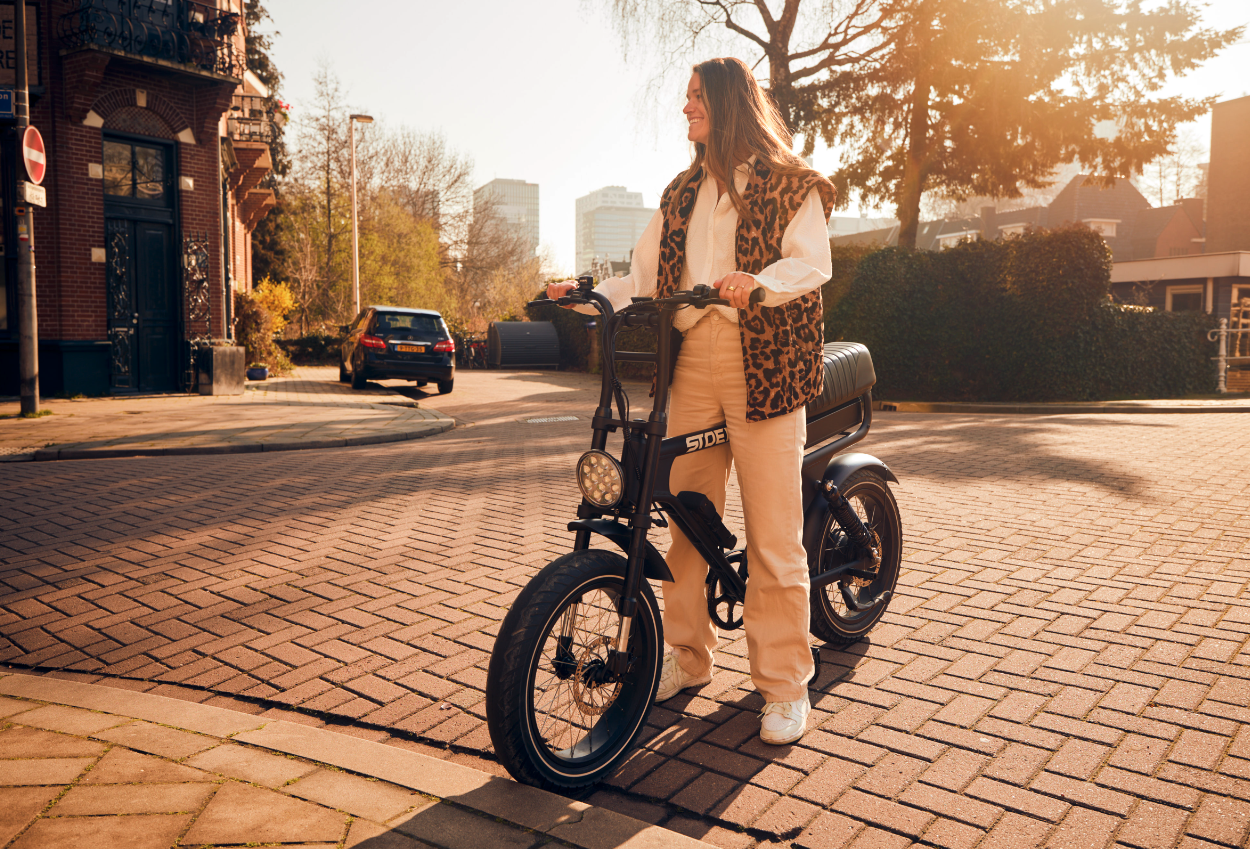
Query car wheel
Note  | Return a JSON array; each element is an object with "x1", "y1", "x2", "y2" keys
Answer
[
  {"x1": 437, "y1": 379, "x2": 454, "y2": 395},
  {"x1": 339, "y1": 360, "x2": 350, "y2": 383},
  {"x1": 416, "y1": 380, "x2": 428, "y2": 387},
  {"x1": 351, "y1": 362, "x2": 368, "y2": 390}
]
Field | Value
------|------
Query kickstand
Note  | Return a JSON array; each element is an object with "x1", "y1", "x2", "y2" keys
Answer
[{"x1": 811, "y1": 646, "x2": 822, "y2": 680}]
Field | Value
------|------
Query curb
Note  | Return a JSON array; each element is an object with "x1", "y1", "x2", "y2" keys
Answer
[
  {"x1": 874, "y1": 400, "x2": 1250, "y2": 415},
  {"x1": 28, "y1": 418, "x2": 455, "y2": 462},
  {"x1": 0, "y1": 671, "x2": 712, "y2": 849}
]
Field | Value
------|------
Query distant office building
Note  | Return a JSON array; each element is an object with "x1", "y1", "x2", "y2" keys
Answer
[
  {"x1": 576, "y1": 187, "x2": 656, "y2": 274},
  {"x1": 474, "y1": 178, "x2": 540, "y2": 255}
]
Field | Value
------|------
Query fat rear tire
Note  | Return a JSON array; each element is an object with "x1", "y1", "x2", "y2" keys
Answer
[
  {"x1": 486, "y1": 549, "x2": 662, "y2": 793},
  {"x1": 808, "y1": 469, "x2": 902, "y2": 646}
]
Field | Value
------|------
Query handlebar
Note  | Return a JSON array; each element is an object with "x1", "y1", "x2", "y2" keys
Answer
[{"x1": 526, "y1": 282, "x2": 766, "y2": 316}]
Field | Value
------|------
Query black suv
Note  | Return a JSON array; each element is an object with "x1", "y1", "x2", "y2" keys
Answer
[{"x1": 339, "y1": 306, "x2": 455, "y2": 393}]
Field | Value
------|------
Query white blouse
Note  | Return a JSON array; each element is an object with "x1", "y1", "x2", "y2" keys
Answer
[{"x1": 581, "y1": 159, "x2": 833, "y2": 331}]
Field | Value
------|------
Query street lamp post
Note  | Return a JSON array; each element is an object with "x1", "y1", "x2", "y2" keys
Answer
[{"x1": 348, "y1": 113, "x2": 373, "y2": 316}]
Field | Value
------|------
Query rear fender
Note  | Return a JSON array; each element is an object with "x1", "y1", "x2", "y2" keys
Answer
[
  {"x1": 567, "y1": 519, "x2": 675, "y2": 583},
  {"x1": 823, "y1": 453, "x2": 897, "y2": 489}
]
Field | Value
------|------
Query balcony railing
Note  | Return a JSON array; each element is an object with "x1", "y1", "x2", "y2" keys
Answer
[
  {"x1": 228, "y1": 94, "x2": 283, "y2": 145},
  {"x1": 59, "y1": 0, "x2": 244, "y2": 79}
]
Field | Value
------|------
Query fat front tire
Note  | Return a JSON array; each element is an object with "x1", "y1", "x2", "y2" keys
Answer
[
  {"x1": 809, "y1": 469, "x2": 902, "y2": 646},
  {"x1": 486, "y1": 549, "x2": 662, "y2": 793},
  {"x1": 437, "y1": 379, "x2": 454, "y2": 395}
]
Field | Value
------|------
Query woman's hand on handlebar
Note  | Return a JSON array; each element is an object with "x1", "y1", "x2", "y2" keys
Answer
[
  {"x1": 713, "y1": 272, "x2": 762, "y2": 310},
  {"x1": 546, "y1": 280, "x2": 578, "y2": 307}
]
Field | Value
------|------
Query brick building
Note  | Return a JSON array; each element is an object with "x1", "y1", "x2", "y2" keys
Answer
[
  {"x1": 0, "y1": 0, "x2": 276, "y2": 396},
  {"x1": 1108, "y1": 96, "x2": 1250, "y2": 320}
]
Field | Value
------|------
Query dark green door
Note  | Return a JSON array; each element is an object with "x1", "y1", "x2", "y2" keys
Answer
[
  {"x1": 103, "y1": 135, "x2": 177, "y2": 393},
  {"x1": 134, "y1": 222, "x2": 177, "y2": 391}
]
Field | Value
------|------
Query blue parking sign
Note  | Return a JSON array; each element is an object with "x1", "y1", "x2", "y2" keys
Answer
[{"x1": 0, "y1": 90, "x2": 12, "y2": 119}]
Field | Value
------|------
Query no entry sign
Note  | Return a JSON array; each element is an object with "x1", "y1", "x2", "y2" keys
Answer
[{"x1": 22, "y1": 126, "x2": 45, "y2": 185}]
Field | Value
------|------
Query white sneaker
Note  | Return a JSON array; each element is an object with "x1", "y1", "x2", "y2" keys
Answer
[
  {"x1": 654, "y1": 651, "x2": 713, "y2": 702},
  {"x1": 759, "y1": 694, "x2": 811, "y2": 745}
]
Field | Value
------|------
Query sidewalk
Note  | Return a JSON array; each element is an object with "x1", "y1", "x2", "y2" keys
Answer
[
  {"x1": 875, "y1": 396, "x2": 1250, "y2": 414},
  {"x1": 0, "y1": 367, "x2": 454, "y2": 462},
  {"x1": 0, "y1": 670, "x2": 708, "y2": 849}
]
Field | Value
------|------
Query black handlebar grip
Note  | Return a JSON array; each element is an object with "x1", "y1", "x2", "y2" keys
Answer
[{"x1": 749, "y1": 287, "x2": 766, "y2": 305}]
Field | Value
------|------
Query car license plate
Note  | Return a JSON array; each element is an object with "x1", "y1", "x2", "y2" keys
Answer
[{"x1": 395, "y1": 344, "x2": 425, "y2": 353}]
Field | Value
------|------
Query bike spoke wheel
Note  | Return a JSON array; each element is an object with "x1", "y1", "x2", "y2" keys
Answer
[
  {"x1": 487, "y1": 550, "x2": 661, "y2": 792},
  {"x1": 809, "y1": 469, "x2": 902, "y2": 646}
]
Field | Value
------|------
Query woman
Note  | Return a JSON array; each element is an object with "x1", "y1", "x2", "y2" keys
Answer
[{"x1": 549, "y1": 57, "x2": 835, "y2": 745}]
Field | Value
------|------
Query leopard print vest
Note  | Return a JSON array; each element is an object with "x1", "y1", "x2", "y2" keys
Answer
[{"x1": 657, "y1": 159, "x2": 837, "y2": 422}]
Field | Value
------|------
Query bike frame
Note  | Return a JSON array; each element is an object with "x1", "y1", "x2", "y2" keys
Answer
[{"x1": 551, "y1": 278, "x2": 889, "y2": 675}]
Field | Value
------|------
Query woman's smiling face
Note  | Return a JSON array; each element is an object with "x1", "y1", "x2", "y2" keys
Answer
[{"x1": 684, "y1": 72, "x2": 709, "y2": 145}]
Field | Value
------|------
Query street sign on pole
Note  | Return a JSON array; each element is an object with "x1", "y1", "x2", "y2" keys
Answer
[
  {"x1": 20, "y1": 181, "x2": 45, "y2": 207},
  {"x1": 22, "y1": 126, "x2": 45, "y2": 185},
  {"x1": 0, "y1": 90, "x2": 13, "y2": 120}
]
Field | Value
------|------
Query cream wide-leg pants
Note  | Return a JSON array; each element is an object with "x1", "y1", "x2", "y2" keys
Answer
[{"x1": 662, "y1": 311, "x2": 814, "y2": 703}]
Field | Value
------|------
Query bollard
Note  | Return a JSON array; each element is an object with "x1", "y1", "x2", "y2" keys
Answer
[{"x1": 1211, "y1": 319, "x2": 1228, "y2": 394}]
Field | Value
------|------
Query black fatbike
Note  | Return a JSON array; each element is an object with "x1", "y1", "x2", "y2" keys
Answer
[{"x1": 485, "y1": 276, "x2": 902, "y2": 792}]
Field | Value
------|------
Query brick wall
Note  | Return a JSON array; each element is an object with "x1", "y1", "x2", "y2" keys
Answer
[
  {"x1": 1208, "y1": 96, "x2": 1250, "y2": 253},
  {"x1": 31, "y1": 0, "x2": 239, "y2": 345}
]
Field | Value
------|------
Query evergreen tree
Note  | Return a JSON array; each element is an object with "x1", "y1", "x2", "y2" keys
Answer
[{"x1": 821, "y1": 0, "x2": 1241, "y2": 247}]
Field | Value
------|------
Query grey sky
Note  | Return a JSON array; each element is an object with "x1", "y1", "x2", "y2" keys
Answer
[{"x1": 265, "y1": 0, "x2": 1249, "y2": 276}]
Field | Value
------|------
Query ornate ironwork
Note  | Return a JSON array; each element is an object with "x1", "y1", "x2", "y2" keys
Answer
[
  {"x1": 228, "y1": 94, "x2": 283, "y2": 145},
  {"x1": 106, "y1": 219, "x2": 135, "y2": 390},
  {"x1": 183, "y1": 230, "x2": 211, "y2": 334},
  {"x1": 182, "y1": 231, "x2": 212, "y2": 391},
  {"x1": 58, "y1": 0, "x2": 244, "y2": 79},
  {"x1": 106, "y1": 228, "x2": 131, "y2": 320},
  {"x1": 109, "y1": 327, "x2": 134, "y2": 380}
]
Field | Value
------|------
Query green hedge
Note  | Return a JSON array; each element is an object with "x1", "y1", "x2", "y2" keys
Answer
[
  {"x1": 826, "y1": 226, "x2": 1216, "y2": 401},
  {"x1": 276, "y1": 333, "x2": 340, "y2": 366}
]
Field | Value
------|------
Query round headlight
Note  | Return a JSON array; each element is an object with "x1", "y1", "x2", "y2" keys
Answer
[{"x1": 577, "y1": 450, "x2": 624, "y2": 508}]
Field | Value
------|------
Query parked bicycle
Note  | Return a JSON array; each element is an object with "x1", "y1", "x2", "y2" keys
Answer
[
  {"x1": 455, "y1": 334, "x2": 489, "y2": 369},
  {"x1": 485, "y1": 275, "x2": 902, "y2": 792}
]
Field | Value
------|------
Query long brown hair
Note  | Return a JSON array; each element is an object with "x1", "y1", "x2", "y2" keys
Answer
[{"x1": 679, "y1": 57, "x2": 811, "y2": 218}]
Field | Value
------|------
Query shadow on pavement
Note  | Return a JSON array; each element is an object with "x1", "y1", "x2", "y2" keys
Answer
[{"x1": 867, "y1": 411, "x2": 1185, "y2": 499}]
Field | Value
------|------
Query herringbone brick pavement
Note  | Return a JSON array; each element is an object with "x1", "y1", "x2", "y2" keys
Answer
[{"x1": 2, "y1": 384, "x2": 1248, "y2": 848}]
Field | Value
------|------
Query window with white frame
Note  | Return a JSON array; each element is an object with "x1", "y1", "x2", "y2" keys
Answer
[
  {"x1": 1165, "y1": 284, "x2": 1203, "y2": 313},
  {"x1": 1081, "y1": 219, "x2": 1120, "y2": 238},
  {"x1": 998, "y1": 224, "x2": 1026, "y2": 237},
  {"x1": 938, "y1": 231, "x2": 979, "y2": 249}
]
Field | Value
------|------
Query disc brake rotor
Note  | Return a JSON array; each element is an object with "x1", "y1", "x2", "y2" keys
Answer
[
  {"x1": 571, "y1": 636, "x2": 622, "y2": 716},
  {"x1": 851, "y1": 527, "x2": 883, "y2": 588}
]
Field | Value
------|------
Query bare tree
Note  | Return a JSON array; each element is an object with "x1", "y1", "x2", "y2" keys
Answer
[
  {"x1": 276, "y1": 63, "x2": 541, "y2": 330},
  {"x1": 1138, "y1": 128, "x2": 1207, "y2": 207},
  {"x1": 601, "y1": 0, "x2": 899, "y2": 143}
]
